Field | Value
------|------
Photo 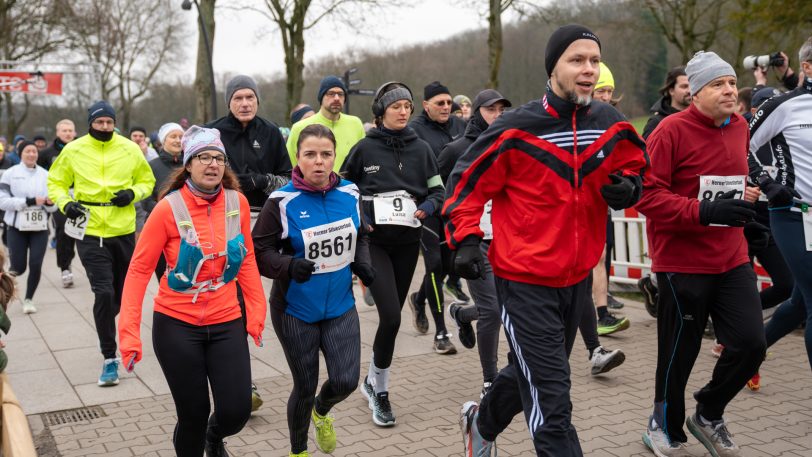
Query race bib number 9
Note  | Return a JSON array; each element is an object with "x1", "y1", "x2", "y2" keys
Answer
[
  {"x1": 19, "y1": 207, "x2": 47, "y2": 231},
  {"x1": 65, "y1": 207, "x2": 90, "y2": 240},
  {"x1": 373, "y1": 190, "x2": 420, "y2": 227},
  {"x1": 697, "y1": 175, "x2": 745, "y2": 202},
  {"x1": 480, "y1": 200, "x2": 493, "y2": 240},
  {"x1": 302, "y1": 217, "x2": 356, "y2": 274}
]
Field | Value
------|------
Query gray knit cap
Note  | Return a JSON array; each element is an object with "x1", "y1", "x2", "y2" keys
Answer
[
  {"x1": 685, "y1": 51, "x2": 736, "y2": 96},
  {"x1": 225, "y1": 75, "x2": 260, "y2": 105}
]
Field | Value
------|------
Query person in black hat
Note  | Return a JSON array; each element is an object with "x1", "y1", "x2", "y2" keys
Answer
[
  {"x1": 205, "y1": 74, "x2": 291, "y2": 211},
  {"x1": 47, "y1": 100, "x2": 155, "y2": 388},
  {"x1": 407, "y1": 81, "x2": 468, "y2": 354},
  {"x1": 447, "y1": 25, "x2": 647, "y2": 456}
]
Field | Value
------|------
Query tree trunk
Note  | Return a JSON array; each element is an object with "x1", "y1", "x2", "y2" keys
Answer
[
  {"x1": 1, "y1": 93, "x2": 29, "y2": 141},
  {"x1": 487, "y1": 0, "x2": 503, "y2": 89},
  {"x1": 282, "y1": 11, "x2": 306, "y2": 120},
  {"x1": 194, "y1": 0, "x2": 216, "y2": 124}
]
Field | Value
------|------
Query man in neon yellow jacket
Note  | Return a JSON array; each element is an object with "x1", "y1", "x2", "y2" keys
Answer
[
  {"x1": 286, "y1": 75, "x2": 365, "y2": 171},
  {"x1": 48, "y1": 100, "x2": 155, "y2": 387}
]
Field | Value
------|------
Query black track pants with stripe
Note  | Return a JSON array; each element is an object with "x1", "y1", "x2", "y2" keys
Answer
[
  {"x1": 477, "y1": 276, "x2": 587, "y2": 457},
  {"x1": 653, "y1": 263, "x2": 765, "y2": 443}
]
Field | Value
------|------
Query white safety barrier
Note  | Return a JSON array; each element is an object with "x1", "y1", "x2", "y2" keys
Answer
[{"x1": 609, "y1": 208, "x2": 774, "y2": 290}]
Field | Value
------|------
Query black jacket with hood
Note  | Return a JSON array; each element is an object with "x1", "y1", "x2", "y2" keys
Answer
[
  {"x1": 642, "y1": 96, "x2": 682, "y2": 139},
  {"x1": 437, "y1": 114, "x2": 489, "y2": 184},
  {"x1": 205, "y1": 112, "x2": 292, "y2": 209},
  {"x1": 340, "y1": 126, "x2": 444, "y2": 245},
  {"x1": 409, "y1": 110, "x2": 466, "y2": 158}
]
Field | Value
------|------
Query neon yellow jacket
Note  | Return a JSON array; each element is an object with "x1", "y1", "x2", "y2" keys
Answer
[
  {"x1": 286, "y1": 111, "x2": 365, "y2": 171},
  {"x1": 47, "y1": 133, "x2": 155, "y2": 238}
]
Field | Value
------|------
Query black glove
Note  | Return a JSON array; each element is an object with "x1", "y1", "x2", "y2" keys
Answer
[
  {"x1": 238, "y1": 173, "x2": 271, "y2": 193},
  {"x1": 351, "y1": 262, "x2": 376, "y2": 286},
  {"x1": 759, "y1": 177, "x2": 801, "y2": 207},
  {"x1": 288, "y1": 258, "x2": 315, "y2": 283},
  {"x1": 699, "y1": 190, "x2": 756, "y2": 226},
  {"x1": 64, "y1": 201, "x2": 87, "y2": 219},
  {"x1": 110, "y1": 189, "x2": 135, "y2": 207},
  {"x1": 743, "y1": 222, "x2": 771, "y2": 254},
  {"x1": 452, "y1": 235, "x2": 486, "y2": 280},
  {"x1": 25, "y1": 197, "x2": 37, "y2": 206},
  {"x1": 600, "y1": 174, "x2": 639, "y2": 210}
]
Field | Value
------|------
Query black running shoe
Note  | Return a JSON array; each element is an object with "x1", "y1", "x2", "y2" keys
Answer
[
  {"x1": 638, "y1": 276, "x2": 658, "y2": 318},
  {"x1": 434, "y1": 332, "x2": 458, "y2": 355},
  {"x1": 449, "y1": 303, "x2": 476, "y2": 349},
  {"x1": 445, "y1": 278, "x2": 471, "y2": 303},
  {"x1": 409, "y1": 292, "x2": 429, "y2": 334},
  {"x1": 607, "y1": 294, "x2": 625, "y2": 309}
]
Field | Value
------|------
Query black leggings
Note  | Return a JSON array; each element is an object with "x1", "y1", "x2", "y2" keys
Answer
[
  {"x1": 415, "y1": 215, "x2": 449, "y2": 335},
  {"x1": 754, "y1": 237, "x2": 794, "y2": 310},
  {"x1": 152, "y1": 312, "x2": 252, "y2": 457},
  {"x1": 368, "y1": 241, "x2": 420, "y2": 369},
  {"x1": 271, "y1": 306, "x2": 360, "y2": 454},
  {"x1": 7, "y1": 227, "x2": 48, "y2": 300},
  {"x1": 579, "y1": 272, "x2": 601, "y2": 356}
]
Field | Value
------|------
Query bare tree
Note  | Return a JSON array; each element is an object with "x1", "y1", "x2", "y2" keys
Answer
[
  {"x1": 255, "y1": 0, "x2": 382, "y2": 119},
  {"x1": 62, "y1": 0, "x2": 185, "y2": 131},
  {"x1": 192, "y1": 0, "x2": 217, "y2": 124},
  {"x1": 0, "y1": 0, "x2": 66, "y2": 138},
  {"x1": 642, "y1": 0, "x2": 731, "y2": 62}
]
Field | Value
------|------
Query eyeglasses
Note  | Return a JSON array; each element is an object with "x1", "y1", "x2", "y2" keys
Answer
[
  {"x1": 432, "y1": 100, "x2": 453, "y2": 107},
  {"x1": 195, "y1": 153, "x2": 228, "y2": 166},
  {"x1": 324, "y1": 91, "x2": 345, "y2": 98}
]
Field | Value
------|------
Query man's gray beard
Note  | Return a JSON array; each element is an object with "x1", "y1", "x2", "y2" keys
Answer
[{"x1": 567, "y1": 91, "x2": 592, "y2": 106}]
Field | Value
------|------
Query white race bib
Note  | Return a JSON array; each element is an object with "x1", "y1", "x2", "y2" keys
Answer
[
  {"x1": 302, "y1": 217, "x2": 356, "y2": 274},
  {"x1": 372, "y1": 190, "x2": 420, "y2": 227},
  {"x1": 758, "y1": 166, "x2": 778, "y2": 202},
  {"x1": 18, "y1": 207, "x2": 47, "y2": 231},
  {"x1": 65, "y1": 207, "x2": 90, "y2": 240},
  {"x1": 480, "y1": 200, "x2": 493, "y2": 240},
  {"x1": 697, "y1": 175, "x2": 746, "y2": 202},
  {"x1": 698, "y1": 175, "x2": 746, "y2": 227},
  {"x1": 803, "y1": 209, "x2": 812, "y2": 252}
]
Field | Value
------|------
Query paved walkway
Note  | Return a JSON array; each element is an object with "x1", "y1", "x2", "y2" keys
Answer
[{"x1": 5, "y1": 248, "x2": 811, "y2": 456}]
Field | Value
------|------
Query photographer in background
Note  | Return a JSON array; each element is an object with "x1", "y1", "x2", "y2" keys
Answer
[{"x1": 744, "y1": 51, "x2": 800, "y2": 90}]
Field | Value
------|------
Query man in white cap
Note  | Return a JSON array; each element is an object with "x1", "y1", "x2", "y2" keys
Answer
[{"x1": 635, "y1": 51, "x2": 766, "y2": 457}]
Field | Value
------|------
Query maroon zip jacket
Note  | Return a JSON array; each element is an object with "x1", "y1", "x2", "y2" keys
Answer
[
  {"x1": 635, "y1": 103, "x2": 750, "y2": 274},
  {"x1": 443, "y1": 90, "x2": 648, "y2": 287}
]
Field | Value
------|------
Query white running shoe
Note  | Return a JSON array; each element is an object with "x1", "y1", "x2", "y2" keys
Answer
[
  {"x1": 22, "y1": 298, "x2": 37, "y2": 314},
  {"x1": 61, "y1": 269, "x2": 74, "y2": 288},
  {"x1": 590, "y1": 346, "x2": 626, "y2": 375}
]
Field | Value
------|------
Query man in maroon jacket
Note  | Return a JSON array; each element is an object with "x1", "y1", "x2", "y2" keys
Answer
[
  {"x1": 636, "y1": 51, "x2": 766, "y2": 457},
  {"x1": 445, "y1": 25, "x2": 648, "y2": 456}
]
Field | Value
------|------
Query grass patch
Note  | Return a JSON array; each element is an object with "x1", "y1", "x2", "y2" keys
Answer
[{"x1": 629, "y1": 116, "x2": 648, "y2": 136}]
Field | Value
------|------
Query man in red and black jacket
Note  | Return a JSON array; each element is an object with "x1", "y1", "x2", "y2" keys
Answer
[
  {"x1": 445, "y1": 24, "x2": 648, "y2": 457},
  {"x1": 635, "y1": 51, "x2": 766, "y2": 457}
]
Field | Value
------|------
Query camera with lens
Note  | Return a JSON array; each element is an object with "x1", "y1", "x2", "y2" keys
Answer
[{"x1": 743, "y1": 52, "x2": 785, "y2": 70}]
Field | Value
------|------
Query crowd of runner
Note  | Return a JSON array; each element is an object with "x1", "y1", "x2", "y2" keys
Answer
[{"x1": 0, "y1": 23, "x2": 810, "y2": 457}]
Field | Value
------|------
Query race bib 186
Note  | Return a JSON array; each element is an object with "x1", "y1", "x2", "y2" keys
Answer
[
  {"x1": 302, "y1": 217, "x2": 356, "y2": 274},
  {"x1": 18, "y1": 207, "x2": 47, "y2": 231},
  {"x1": 372, "y1": 190, "x2": 420, "y2": 227}
]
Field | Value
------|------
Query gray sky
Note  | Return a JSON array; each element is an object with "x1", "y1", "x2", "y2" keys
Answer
[{"x1": 178, "y1": 1, "x2": 515, "y2": 80}]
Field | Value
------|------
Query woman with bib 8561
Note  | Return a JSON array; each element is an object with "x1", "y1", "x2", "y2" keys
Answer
[
  {"x1": 253, "y1": 124, "x2": 374, "y2": 457},
  {"x1": 340, "y1": 82, "x2": 444, "y2": 427}
]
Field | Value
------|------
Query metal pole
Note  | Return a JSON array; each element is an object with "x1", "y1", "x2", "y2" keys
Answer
[{"x1": 192, "y1": 0, "x2": 217, "y2": 118}]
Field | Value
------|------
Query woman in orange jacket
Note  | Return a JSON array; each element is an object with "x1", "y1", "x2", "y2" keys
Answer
[{"x1": 118, "y1": 125, "x2": 266, "y2": 457}]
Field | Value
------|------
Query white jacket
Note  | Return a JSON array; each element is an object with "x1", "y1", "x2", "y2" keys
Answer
[{"x1": 0, "y1": 163, "x2": 57, "y2": 230}]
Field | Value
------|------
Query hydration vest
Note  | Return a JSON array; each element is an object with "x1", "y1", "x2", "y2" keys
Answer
[{"x1": 165, "y1": 189, "x2": 246, "y2": 303}]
